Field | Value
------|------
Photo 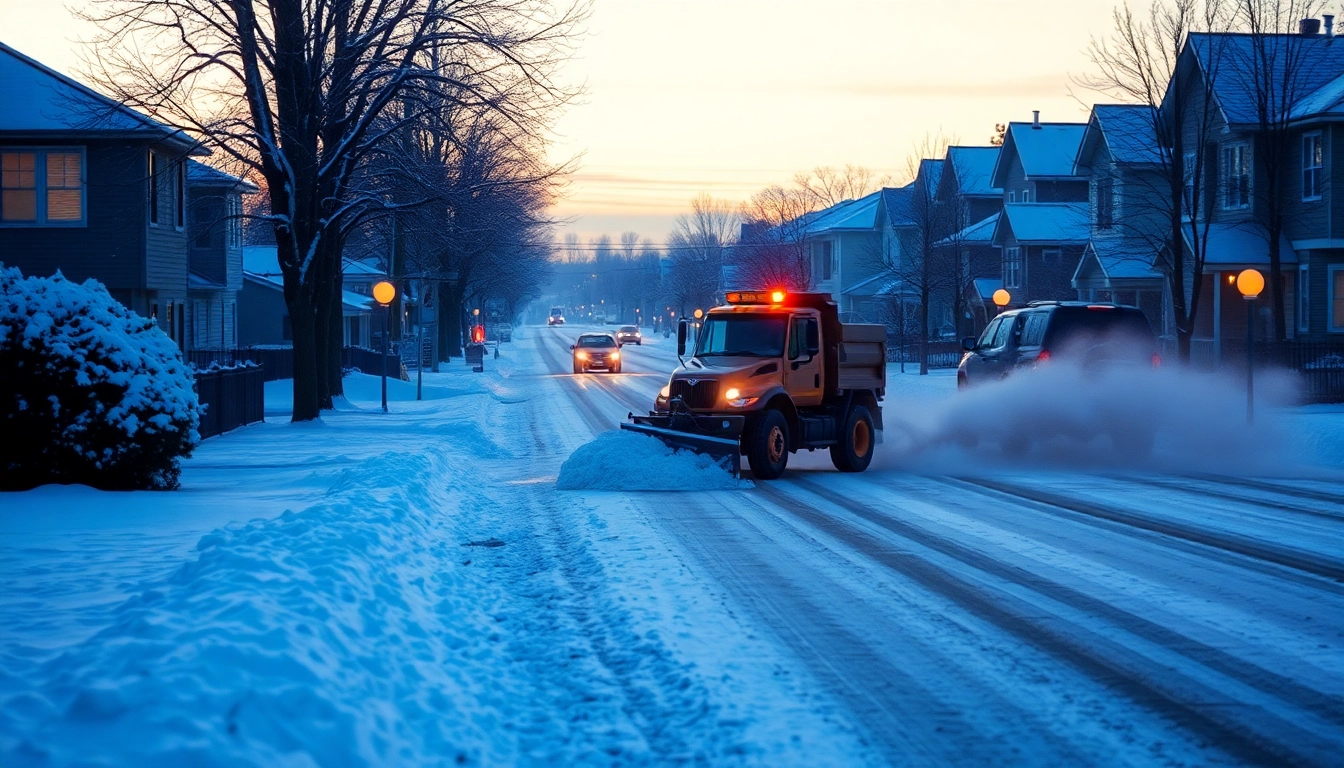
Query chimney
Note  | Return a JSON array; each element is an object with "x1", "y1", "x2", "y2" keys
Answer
[
  {"x1": 1300, "y1": 17, "x2": 1322, "y2": 35},
  {"x1": 1032, "y1": 110, "x2": 1041, "y2": 129},
  {"x1": 1326, "y1": 14, "x2": 1335, "y2": 37}
]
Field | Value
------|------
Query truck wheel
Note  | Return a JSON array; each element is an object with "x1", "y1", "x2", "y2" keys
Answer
[
  {"x1": 830, "y1": 405, "x2": 875, "y2": 472},
  {"x1": 745, "y1": 409, "x2": 790, "y2": 480}
]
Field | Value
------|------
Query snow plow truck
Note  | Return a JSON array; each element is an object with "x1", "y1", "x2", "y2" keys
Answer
[{"x1": 622, "y1": 290, "x2": 886, "y2": 480}]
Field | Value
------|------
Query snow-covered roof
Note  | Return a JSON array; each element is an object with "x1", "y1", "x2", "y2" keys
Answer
[
  {"x1": 243, "y1": 246, "x2": 387, "y2": 279},
  {"x1": 1187, "y1": 32, "x2": 1344, "y2": 125},
  {"x1": 916, "y1": 158, "x2": 942, "y2": 192},
  {"x1": 840, "y1": 273, "x2": 887, "y2": 296},
  {"x1": 936, "y1": 212, "x2": 1000, "y2": 247},
  {"x1": 1080, "y1": 105, "x2": 1163, "y2": 169},
  {"x1": 973, "y1": 277, "x2": 1003, "y2": 301},
  {"x1": 992, "y1": 122, "x2": 1087, "y2": 187},
  {"x1": 187, "y1": 160, "x2": 259, "y2": 193},
  {"x1": 0, "y1": 41, "x2": 202, "y2": 154},
  {"x1": 1179, "y1": 222, "x2": 1297, "y2": 267},
  {"x1": 880, "y1": 186, "x2": 916, "y2": 229},
  {"x1": 994, "y1": 203, "x2": 1090, "y2": 245},
  {"x1": 804, "y1": 190, "x2": 882, "y2": 235},
  {"x1": 1073, "y1": 239, "x2": 1162, "y2": 287},
  {"x1": 244, "y1": 271, "x2": 375, "y2": 313},
  {"x1": 188, "y1": 271, "x2": 226, "y2": 290},
  {"x1": 944, "y1": 147, "x2": 1001, "y2": 197}
]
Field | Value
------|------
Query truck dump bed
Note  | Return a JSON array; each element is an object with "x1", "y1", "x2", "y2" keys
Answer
[{"x1": 837, "y1": 323, "x2": 886, "y2": 392}]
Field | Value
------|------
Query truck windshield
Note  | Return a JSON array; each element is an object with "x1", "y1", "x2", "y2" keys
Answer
[{"x1": 696, "y1": 314, "x2": 787, "y2": 357}]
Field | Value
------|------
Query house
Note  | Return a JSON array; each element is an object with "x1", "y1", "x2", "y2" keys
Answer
[
  {"x1": 239, "y1": 246, "x2": 379, "y2": 347},
  {"x1": 936, "y1": 146, "x2": 1004, "y2": 335},
  {"x1": 186, "y1": 160, "x2": 256, "y2": 349},
  {"x1": 989, "y1": 114, "x2": 1089, "y2": 305},
  {"x1": 801, "y1": 190, "x2": 884, "y2": 318},
  {"x1": 0, "y1": 40, "x2": 212, "y2": 350},
  {"x1": 1071, "y1": 104, "x2": 1166, "y2": 329}
]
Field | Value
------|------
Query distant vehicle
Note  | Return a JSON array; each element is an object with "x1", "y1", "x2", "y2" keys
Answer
[
  {"x1": 957, "y1": 302, "x2": 1159, "y2": 389},
  {"x1": 548, "y1": 306, "x2": 565, "y2": 326},
  {"x1": 493, "y1": 323, "x2": 513, "y2": 342},
  {"x1": 571, "y1": 333, "x2": 621, "y2": 374},
  {"x1": 615, "y1": 325, "x2": 642, "y2": 345}
]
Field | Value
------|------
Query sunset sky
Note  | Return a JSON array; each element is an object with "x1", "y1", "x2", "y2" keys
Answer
[{"x1": 0, "y1": 0, "x2": 1124, "y2": 245}]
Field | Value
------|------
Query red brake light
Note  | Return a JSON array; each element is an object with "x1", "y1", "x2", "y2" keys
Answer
[
  {"x1": 1086, "y1": 305, "x2": 1114, "y2": 311},
  {"x1": 1037, "y1": 350, "x2": 1051, "y2": 362},
  {"x1": 1152, "y1": 353, "x2": 1162, "y2": 368}
]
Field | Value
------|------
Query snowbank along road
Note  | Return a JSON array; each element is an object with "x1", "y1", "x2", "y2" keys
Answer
[{"x1": 2, "y1": 323, "x2": 1342, "y2": 766}]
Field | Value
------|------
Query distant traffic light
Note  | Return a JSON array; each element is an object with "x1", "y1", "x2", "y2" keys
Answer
[{"x1": 470, "y1": 324, "x2": 486, "y2": 344}]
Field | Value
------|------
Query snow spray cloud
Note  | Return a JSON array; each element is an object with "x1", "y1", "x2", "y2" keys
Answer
[{"x1": 876, "y1": 361, "x2": 1300, "y2": 475}]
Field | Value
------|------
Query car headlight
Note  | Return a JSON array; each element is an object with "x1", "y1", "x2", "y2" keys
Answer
[
  {"x1": 576, "y1": 350, "x2": 588, "y2": 360},
  {"x1": 659, "y1": 385, "x2": 671, "y2": 399},
  {"x1": 610, "y1": 351, "x2": 620, "y2": 360}
]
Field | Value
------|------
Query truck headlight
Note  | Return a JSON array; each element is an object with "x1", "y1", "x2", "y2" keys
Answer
[
  {"x1": 724, "y1": 387, "x2": 740, "y2": 401},
  {"x1": 723, "y1": 388, "x2": 758, "y2": 408},
  {"x1": 659, "y1": 385, "x2": 671, "y2": 399}
]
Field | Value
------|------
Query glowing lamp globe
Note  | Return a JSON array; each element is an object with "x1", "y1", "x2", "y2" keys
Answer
[
  {"x1": 992, "y1": 289, "x2": 1011, "y2": 308},
  {"x1": 372, "y1": 280, "x2": 396, "y2": 305},
  {"x1": 694, "y1": 309, "x2": 704, "y2": 319},
  {"x1": 1237, "y1": 269, "x2": 1264, "y2": 299}
]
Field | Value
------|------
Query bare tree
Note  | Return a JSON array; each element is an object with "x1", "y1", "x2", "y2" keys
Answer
[
  {"x1": 735, "y1": 184, "x2": 818, "y2": 291},
  {"x1": 665, "y1": 193, "x2": 738, "y2": 316},
  {"x1": 1081, "y1": 0, "x2": 1230, "y2": 361},
  {"x1": 83, "y1": 0, "x2": 586, "y2": 420},
  {"x1": 793, "y1": 165, "x2": 888, "y2": 207}
]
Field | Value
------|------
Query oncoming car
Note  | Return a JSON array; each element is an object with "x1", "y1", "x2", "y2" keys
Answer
[
  {"x1": 615, "y1": 325, "x2": 642, "y2": 345},
  {"x1": 571, "y1": 333, "x2": 621, "y2": 374},
  {"x1": 958, "y1": 302, "x2": 1159, "y2": 389}
]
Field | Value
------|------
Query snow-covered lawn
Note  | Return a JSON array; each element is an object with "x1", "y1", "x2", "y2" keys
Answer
[{"x1": 1, "y1": 332, "x2": 868, "y2": 766}]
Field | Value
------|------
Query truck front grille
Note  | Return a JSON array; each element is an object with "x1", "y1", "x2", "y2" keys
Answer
[{"x1": 669, "y1": 379, "x2": 719, "y2": 409}]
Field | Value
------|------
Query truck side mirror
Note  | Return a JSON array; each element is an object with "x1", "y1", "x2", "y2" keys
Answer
[
  {"x1": 961, "y1": 336, "x2": 976, "y2": 351},
  {"x1": 805, "y1": 320, "x2": 820, "y2": 357},
  {"x1": 677, "y1": 319, "x2": 688, "y2": 356}
]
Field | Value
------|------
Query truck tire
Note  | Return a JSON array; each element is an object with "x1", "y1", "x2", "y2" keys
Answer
[
  {"x1": 745, "y1": 409, "x2": 790, "y2": 480},
  {"x1": 830, "y1": 404, "x2": 875, "y2": 472}
]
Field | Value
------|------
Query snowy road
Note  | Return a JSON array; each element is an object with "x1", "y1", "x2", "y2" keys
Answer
[
  {"x1": 3, "y1": 324, "x2": 1342, "y2": 766},
  {"x1": 533, "y1": 325, "x2": 1344, "y2": 766}
]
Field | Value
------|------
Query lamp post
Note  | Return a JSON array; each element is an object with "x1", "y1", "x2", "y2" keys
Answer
[
  {"x1": 1236, "y1": 268, "x2": 1264, "y2": 424},
  {"x1": 992, "y1": 288, "x2": 1011, "y2": 316},
  {"x1": 372, "y1": 280, "x2": 396, "y2": 413}
]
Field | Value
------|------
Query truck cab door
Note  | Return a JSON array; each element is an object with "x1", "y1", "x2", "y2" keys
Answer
[{"x1": 785, "y1": 314, "x2": 823, "y2": 406}]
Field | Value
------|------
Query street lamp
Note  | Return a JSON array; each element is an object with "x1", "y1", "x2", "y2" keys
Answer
[
  {"x1": 992, "y1": 289, "x2": 1011, "y2": 315},
  {"x1": 372, "y1": 280, "x2": 396, "y2": 413},
  {"x1": 1236, "y1": 268, "x2": 1264, "y2": 424}
]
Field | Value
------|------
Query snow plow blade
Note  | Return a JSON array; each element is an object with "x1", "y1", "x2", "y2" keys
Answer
[{"x1": 621, "y1": 413, "x2": 745, "y2": 478}]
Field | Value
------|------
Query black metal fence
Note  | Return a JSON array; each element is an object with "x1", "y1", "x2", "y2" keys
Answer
[
  {"x1": 187, "y1": 346, "x2": 402, "y2": 382},
  {"x1": 342, "y1": 345, "x2": 405, "y2": 380},
  {"x1": 1219, "y1": 339, "x2": 1344, "y2": 404},
  {"x1": 194, "y1": 364, "x2": 265, "y2": 438},
  {"x1": 887, "y1": 339, "x2": 964, "y2": 369}
]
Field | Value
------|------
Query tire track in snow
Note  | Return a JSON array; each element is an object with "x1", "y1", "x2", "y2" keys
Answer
[
  {"x1": 1108, "y1": 474, "x2": 1344, "y2": 523},
  {"x1": 756, "y1": 478, "x2": 1343, "y2": 767}
]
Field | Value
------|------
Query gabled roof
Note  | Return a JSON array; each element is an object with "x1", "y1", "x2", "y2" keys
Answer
[
  {"x1": 187, "y1": 160, "x2": 259, "y2": 193},
  {"x1": 936, "y1": 211, "x2": 1000, "y2": 247},
  {"x1": 880, "y1": 186, "x2": 916, "y2": 228},
  {"x1": 804, "y1": 190, "x2": 882, "y2": 235},
  {"x1": 991, "y1": 122, "x2": 1087, "y2": 187},
  {"x1": 0, "y1": 41, "x2": 202, "y2": 154},
  {"x1": 1186, "y1": 32, "x2": 1344, "y2": 126},
  {"x1": 1178, "y1": 222, "x2": 1297, "y2": 267},
  {"x1": 244, "y1": 271, "x2": 375, "y2": 313},
  {"x1": 243, "y1": 245, "x2": 388, "y2": 279},
  {"x1": 993, "y1": 203, "x2": 1090, "y2": 245},
  {"x1": 916, "y1": 158, "x2": 942, "y2": 192},
  {"x1": 840, "y1": 273, "x2": 887, "y2": 296},
  {"x1": 1077, "y1": 105, "x2": 1163, "y2": 172},
  {"x1": 943, "y1": 146, "x2": 1002, "y2": 197},
  {"x1": 973, "y1": 277, "x2": 1003, "y2": 301},
  {"x1": 1072, "y1": 240, "x2": 1162, "y2": 287}
]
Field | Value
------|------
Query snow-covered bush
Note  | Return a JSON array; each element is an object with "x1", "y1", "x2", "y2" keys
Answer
[{"x1": 0, "y1": 266, "x2": 199, "y2": 490}]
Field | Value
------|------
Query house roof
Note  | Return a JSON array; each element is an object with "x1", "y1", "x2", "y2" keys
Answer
[
  {"x1": 243, "y1": 245, "x2": 388, "y2": 279},
  {"x1": 0, "y1": 40, "x2": 203, "y2": 154},
  {"x1": 804, "y1": 190, "x2": 882, "y2": 235},
  {"x1": 187, "y1": 160, "x2": 259, "y2": 193},
  {"x1": 973, "y1": 277, "x2": 1003, "y2": 301},
  {"x1": 840, "y1": 273, "x2": 887, "y2": 296},
  {"x1": 992, "y1": 122, "x2": 1088, "y2": 187},
  {"x1": 916, "y1": 158, "x2": 943, "y2": 192},
  {"x1": 1078, "y1": 104, "x2": 1163, "y2": 169},
  {"x1": 1073, "y1": 239, "x2": 1162, "y2": 287},
  {"x1": 994, "y1": 203, "x2": 1090, "y2": 245},
  {"x1": 1179, "y1": 222, "x2": 1297, "y2": 267},
  {"x1": 944, "y1": 146, "x2": 1002, "y2": 197},
  {"x1": 880, "y1": 186, "x2": 916, "y2": 228},
  {"x1": 1186, "y1": 32, "x2": 1344, "y2": 125},
  {"x1": 936, "y1": 211, "x2": 1000, "y2": 247},
  {"x1": 244, "y1": 271, "x2": 375, "y2": 313}
]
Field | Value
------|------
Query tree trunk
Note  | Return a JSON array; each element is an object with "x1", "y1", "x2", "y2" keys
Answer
[
  {"x1": 919, "y1": 296, "x2": 930, "y2": 376},
  {"x1": 286, "y1": 290, "x2": 321, "y2": 422},
  {"x1": 325, "y1": 261, "x2": 344, "y2": 400},
  {"x1": 1267, "y1": 232, "x2": 1286, "y2": 342}
]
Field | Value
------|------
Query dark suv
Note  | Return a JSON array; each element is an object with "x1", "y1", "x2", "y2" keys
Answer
[{"x1": 958, "y1": 302, "x2": 1158, "y2": 388}]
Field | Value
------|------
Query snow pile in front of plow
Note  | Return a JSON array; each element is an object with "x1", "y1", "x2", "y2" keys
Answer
[{"x1": 557, "y1": 430, "x2": 747, "y2": 491}]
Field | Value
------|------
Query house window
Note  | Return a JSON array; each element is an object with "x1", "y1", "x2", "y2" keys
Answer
[
  {"x1": 227, "y1": 196, "x2": 242, "y2": 248},
  {"x1": 1021, "y1": 187, "x2": 1032, "y2": 203},
  {"x1": 1183, "y1": 151, "x2": 1198, "y2": 216},
  {"x1": 1005, "y1": 246, "x2": 1023, "y2": 289},
  {"x1": 1096, "y1": 177, "x2": 1114, "y2": 229},
  {"x1": 230, "y1": 301, "x2": 237, "y2": 346},
  {"x1": 814, "y1": 240, "x2": 834, "y2": 281},
  {"x1": 1330, "y1": 265, "x2": 1344, "y2": 332},
  {"x1": 148, "y1": 151, "x2": 161, "y2": 225},
  {"x1": 1303, "y1": 132, "x2": 1324, "y2": 201},
  {"x1": 1009, "y1": 191, "x2": 1016, "y2": 203},
  {"x1": 1222, "y1": 143, "x2": 1251, "y2": 209},
  {"x1": 1, "y1": 149, "x2": 85, "y2": 225},
  {"x1": 1299, "y1": 264, "x2": 1310, "y2": 333}
]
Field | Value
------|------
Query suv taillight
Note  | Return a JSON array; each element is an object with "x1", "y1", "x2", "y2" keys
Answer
[
  {"x1": 1037, "y1": 350, "x2": 1051, "y2": 363},
  {"x1": 1152, "y1": 353, "x2": 1162, "y2": 368}
]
